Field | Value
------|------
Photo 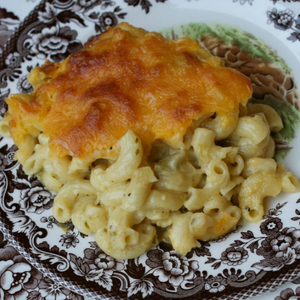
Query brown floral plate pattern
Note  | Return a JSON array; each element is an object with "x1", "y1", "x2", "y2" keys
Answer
[{"x1": 1, "y1": 1, "x2": 300, "y2": 299}]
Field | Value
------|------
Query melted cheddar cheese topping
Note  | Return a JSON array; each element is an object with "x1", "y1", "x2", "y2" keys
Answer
[{"x1": 5, "y1": 22, "x2": 252, "y2": 161}]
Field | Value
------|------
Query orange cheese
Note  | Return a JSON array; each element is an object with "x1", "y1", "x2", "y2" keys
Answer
[{"x1": 6, "y1": 22, "x2": 252, "y2": 160}]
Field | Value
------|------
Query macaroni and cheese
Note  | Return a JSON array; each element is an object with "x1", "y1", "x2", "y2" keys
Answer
[{"x1": 1, "y1": 22, "x2": 299, "y2": 259}]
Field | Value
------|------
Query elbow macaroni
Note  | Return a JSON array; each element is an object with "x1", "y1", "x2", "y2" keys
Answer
[{"x1": 1, "y1": 102, "x2": 299, "y2": 259}]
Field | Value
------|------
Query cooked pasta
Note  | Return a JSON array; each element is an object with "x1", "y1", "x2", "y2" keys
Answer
[{"x1": 0, "y1": 22, "x2": 299, "y2": 259}]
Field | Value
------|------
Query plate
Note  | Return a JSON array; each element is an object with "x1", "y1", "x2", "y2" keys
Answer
[
  {"x1": 1, "y1": 0, "x2": 300, "y2": 299},
  {"x1": 0, "y1": 0, "x2": 38, "y2": 55}
]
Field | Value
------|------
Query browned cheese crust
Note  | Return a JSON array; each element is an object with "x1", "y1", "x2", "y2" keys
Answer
[{"x1": 5, "y1": 22, "x2": 252, "y2": 161}]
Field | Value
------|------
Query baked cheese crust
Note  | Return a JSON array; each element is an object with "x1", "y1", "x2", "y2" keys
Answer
[{"x1": 5, "y1": 22, "x2": 252, "y2": 161}]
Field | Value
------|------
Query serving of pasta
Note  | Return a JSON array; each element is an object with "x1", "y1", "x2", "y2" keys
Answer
[{"x1": 0, "y1": 22, "x2": 299, "y2": 260}]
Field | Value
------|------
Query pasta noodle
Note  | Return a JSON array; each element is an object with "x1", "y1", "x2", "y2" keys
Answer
[{"x1": 0, "y1": 22, "x2": 299, "y2": 259}]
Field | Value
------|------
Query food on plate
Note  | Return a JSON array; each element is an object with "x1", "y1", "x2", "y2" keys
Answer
[{"x1": 1, "y1": 22, "x2": 299, "y2": 259}]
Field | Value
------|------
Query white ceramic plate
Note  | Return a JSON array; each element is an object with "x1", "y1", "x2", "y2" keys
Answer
[{"x1": 1, "y1": 1, "x2": 300, "y2": 299}]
